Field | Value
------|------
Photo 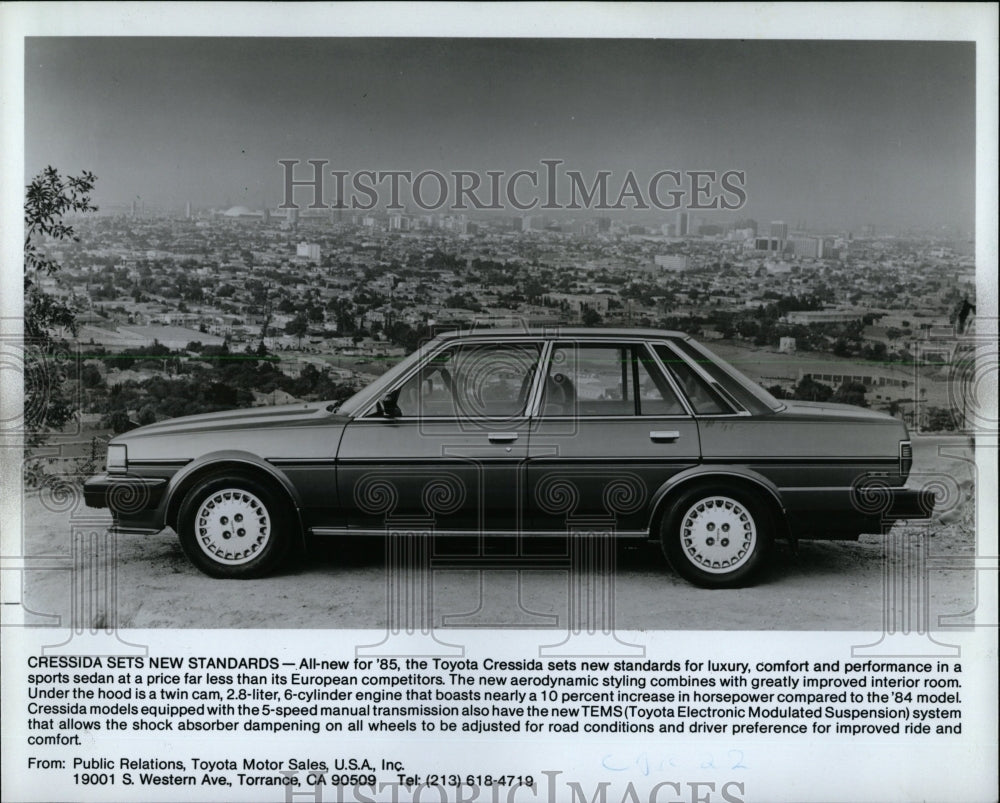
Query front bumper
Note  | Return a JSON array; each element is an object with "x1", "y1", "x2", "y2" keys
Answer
[{"x1": 84, "y1": 474, "x2": 169, "y2": 533}]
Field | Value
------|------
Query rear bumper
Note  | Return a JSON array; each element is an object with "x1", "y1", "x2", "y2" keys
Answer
[
  {"x1": 784, "y1": 485, "x2": 936, "y2": 540},
  {"x1": 880, "y1": 487, "x2": 937, "y2": 520}
]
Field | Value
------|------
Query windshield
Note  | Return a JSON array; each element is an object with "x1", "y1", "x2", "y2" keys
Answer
[
  {"x1": 674, "y1": 337, "x2": 785, "y2": 414},
  {"x1": 336, "y1": 340, "x2": 439, "y2": 417}
]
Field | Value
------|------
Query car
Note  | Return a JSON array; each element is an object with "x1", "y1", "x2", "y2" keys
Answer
[{"x1": 84, "y1": 328, "x2": 933, "y2": 587}]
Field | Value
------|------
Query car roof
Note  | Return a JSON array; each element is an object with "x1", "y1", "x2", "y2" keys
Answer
[{"x1": 433, "y1": 327, "x2": 689, "y2": 341}]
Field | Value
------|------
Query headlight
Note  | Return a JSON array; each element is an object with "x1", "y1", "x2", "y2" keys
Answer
[{"x1": 107, "y1": 444, "x2": 128, "y2": 475}]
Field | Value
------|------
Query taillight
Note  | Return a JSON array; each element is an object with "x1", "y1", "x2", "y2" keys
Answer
[{"x1": 899, "y1": 441, "x2": 912, "y2": 478}]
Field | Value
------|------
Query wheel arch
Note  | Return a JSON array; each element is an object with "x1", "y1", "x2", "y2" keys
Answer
[
  {"x1": 647, "y1": 467, "x2": 789, "y2": 542},
  {"x1": 165, "y1": 452, "x2": 304, "y2": 541}
]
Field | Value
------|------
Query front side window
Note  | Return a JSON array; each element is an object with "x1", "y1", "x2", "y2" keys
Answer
[
  {"x1": 388, "y1": 342, "x2": 541, "y2": 419},
  {"x1": 542, "y1": 343, "x2": 686, "y2": 417}
]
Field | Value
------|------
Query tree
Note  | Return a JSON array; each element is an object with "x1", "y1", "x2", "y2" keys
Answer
[
  {"x1": 23, "y1": 167, "x2": 97, "y2": 464},
  {"x1": 285, "y1": 314, "x2": 309, "y2": 348},
  {"x1": 791, "y1": 376, "x2": 833, "y2": 402},
  {"x1": 925, "y1": 406, "x2": 956, "y2": 432},
  {"x1": 24, "y1": 167, "x2": 97, "y2": 344},
  {"x1": 832, "y1": 381, "x2": 868, "y2": 408}
]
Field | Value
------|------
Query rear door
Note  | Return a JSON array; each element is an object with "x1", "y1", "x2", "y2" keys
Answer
[{"x1": 526, "y1": 340, "x2": 701, "y2": 534}]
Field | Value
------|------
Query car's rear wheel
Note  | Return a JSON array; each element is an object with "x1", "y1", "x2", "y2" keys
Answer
[
  {"x1": 660, "y1": 485, "x2": 772, "y2": 588},
  {"x1": 177, "y1": 472, "x2": 292, "y2": 578}
]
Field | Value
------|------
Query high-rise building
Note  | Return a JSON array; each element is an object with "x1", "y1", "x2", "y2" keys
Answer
[
  {"x1": 770, "y1": 221, "x2": 788, "y2": 240},
  {"x1": 752, "y1": 237, "x2": 784, "y2": 253},
  {"x1": 185, "y1": 201, "x2": 192, "y2": 219},
  {"x1": 676, "y1": 212, "x2": 689, "y2": 236},
  {"x1": 787, "y1": 236, "x2": 820, "y2": 258}
]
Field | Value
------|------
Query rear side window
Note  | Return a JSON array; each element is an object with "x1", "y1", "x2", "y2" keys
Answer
[
  {"x1": 671, "y1": 338, "x2": 772, "y2": 413},
  {"x1": 652, "y1": 343, "x2": 730, "y2": 415},
  {"x1": 541, "y1": 343, "x2": 686, "y2": 417},
  {"x1": 636, "y1": 346, "x2": 687, "y2": 416}
]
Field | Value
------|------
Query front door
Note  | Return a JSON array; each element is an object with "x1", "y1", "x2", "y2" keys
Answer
[{"x1": 337, "y1": 341, "x2": 542, "y2": 533}]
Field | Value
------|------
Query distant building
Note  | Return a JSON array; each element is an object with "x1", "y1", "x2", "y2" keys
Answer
[
  {"x1": 110, "y1": 325, "x2": 225, "y2": 351},
  {"x1": 770, "y1": 221, "x2": 788, "y2": 240},
  {"x1": 544, "y1": 293, "x2": 612, "y2": 314},
  {"x1": 654, "y1": 254, "x2": 690, "y2": 272},
  {"x1": 787, "y1": 236, "x2": 821, "y2": 258},
  {"x1": 752, "y1": 237, "x2": 784, "y2": 253},
  {"x1": 676, "y1": 212, "x2": 689, "y2": 236},
  {"x1": 799, "y1": 368, "x2": 908, "y2": 391},
  {"x1": 296, "y1": 242, "x2": 321, "y2": 261},
  {"x1": 783, "y1": 309, "x2": 863, "y2": 325},
  {"x1": 728, "y1": 227, "x2": 755, "y2": 241}
]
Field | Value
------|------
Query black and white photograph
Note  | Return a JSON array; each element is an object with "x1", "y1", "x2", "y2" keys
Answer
[{"x1": 2, "y1": 4, "x2": 997, "y2": 803}]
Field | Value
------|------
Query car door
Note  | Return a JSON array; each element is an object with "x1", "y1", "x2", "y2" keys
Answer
[
  {"x1": 526, "y1": 340, "x2": 701, "y2": 535},
  {"x1": 337, "y1": 340, "x2": 542, "y2": 533}
]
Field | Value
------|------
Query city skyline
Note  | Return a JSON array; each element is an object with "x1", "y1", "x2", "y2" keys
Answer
[{"x1": 26, "y1": 38, "x2": 975, "y2": 232}]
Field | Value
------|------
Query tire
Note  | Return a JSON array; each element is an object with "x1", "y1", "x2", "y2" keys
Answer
[
  {"x1": 177, "y1": 471, "x2": 293, "y2": 578},
  {"x1": 660, "y1": 484, "x2": 773, "y2": 588}
]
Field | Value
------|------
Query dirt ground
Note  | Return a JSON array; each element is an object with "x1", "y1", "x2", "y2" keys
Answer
[{"x1": 17, "y1": 435, "x2": 982, "y2": 632}]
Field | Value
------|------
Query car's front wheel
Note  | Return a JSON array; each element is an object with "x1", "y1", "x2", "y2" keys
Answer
[
  {"x1": 177, "y1": 472, "x2": 292, "y2": 578},
  {"x1": 660, "y1": 485, "x2": 772, "y2": 588}
]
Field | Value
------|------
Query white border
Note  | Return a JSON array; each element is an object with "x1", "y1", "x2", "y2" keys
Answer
[{"x1": 2, "y1": 5, "x2": 997, "y2": 803}]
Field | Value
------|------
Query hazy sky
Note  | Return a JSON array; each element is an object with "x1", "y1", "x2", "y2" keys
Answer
[{"x1": 25, "y1": 38, "x2": 975, "y2": 232}]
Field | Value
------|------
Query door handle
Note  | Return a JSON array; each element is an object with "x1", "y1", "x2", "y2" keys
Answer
[
  {"x1": 488, "y1": 432, "x2": 519, "y2": 443},
  {"x1": 649, "y1": 430, "x2": 681, "y2": 442}
]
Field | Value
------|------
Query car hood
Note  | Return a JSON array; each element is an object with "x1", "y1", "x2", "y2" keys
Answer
[
  {"x1": 112, "y1": 401, "x2": 350, "y2": 443},
  {"x1": 778, "y1": 400, "x2": 900, "y2": 423}
]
